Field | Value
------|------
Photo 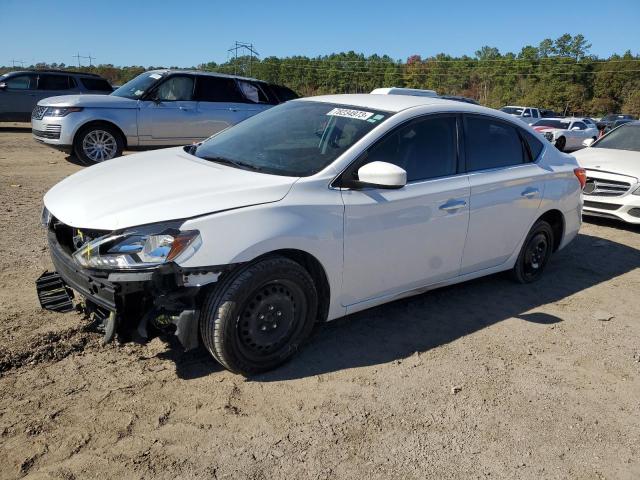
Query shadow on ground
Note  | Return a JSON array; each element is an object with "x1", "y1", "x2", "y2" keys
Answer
[
  {"x1": 160, "y1": 231, "x2": 638, "y2": 381},
  {"x1": 0, "y1": 125, "x2": 31, "y2": 133}
]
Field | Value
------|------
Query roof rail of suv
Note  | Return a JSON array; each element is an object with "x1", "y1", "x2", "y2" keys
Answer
[{"x1": 22, "y1": 69, "x2": 102, "y2": 77}]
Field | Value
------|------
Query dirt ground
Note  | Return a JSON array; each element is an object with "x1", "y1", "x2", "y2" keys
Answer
[{"x1": 0, "y1": 123, "x2": 639, "y2": 480}]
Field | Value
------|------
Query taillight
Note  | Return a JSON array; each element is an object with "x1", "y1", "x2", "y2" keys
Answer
[{"x1": 574, "y1": 168, "x2": 587, "y2": 189}]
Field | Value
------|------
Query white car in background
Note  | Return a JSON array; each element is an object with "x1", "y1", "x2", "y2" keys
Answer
[
  {"x1": 38, "y1": 94, "x2": 584, "y2": 375},
  {"x1": 500, "y1": 105, "x2": 541, "y2": 124},
  {"x1": 532, "y1": 118, "x2": 599, "y2": 152},
  {"x1": 573, "y1": 121, "x2": 640, "y2": 224}
]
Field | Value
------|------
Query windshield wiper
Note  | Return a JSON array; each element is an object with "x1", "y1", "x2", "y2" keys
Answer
[{"x1": 200, "y1": 156, "x2": 264, "y2": 172}]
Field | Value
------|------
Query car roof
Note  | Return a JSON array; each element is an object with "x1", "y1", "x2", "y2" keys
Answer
[
  {"x1": 146, "y1": 69, "x2": 262, "y2": 83},
  {"x1": 4, "y1": 69, "x2": 101, "y2": 78},
  {"x1": 300, "y1": 93, "x2": 506, "y2": 116}
]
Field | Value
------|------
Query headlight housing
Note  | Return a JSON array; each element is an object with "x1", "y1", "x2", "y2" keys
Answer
[
  {"x1": 44, "y1": 106, "x2": 83, "y2": 117},
  {"x1": 72, "y1": 222, "x2": 201, "y2": 270}
]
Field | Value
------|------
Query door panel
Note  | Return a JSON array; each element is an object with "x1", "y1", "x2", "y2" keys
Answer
[
  {"x1": 461, "y1": 164, "x2": 545, "y2": 274},
  {"x1": 341, "y1": 177, "x2": 470, "y2": 305},
  {"x1": 137, "y1": 75, "x2": 199, "y2": 144},
  {"x1": 194, "y1": 102, "x2": 267, "y2": 138},
  {"x1": 461, "y1": 114, "x2": 547, "y2": 273},
  {"x1": 340, "y1": 114, "x2": 469, "y2": 306}
]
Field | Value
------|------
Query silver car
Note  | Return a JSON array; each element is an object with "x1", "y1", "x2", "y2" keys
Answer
[
  {"x1": 31, "y1": 70, "x2": 297, "y2": 164},
  {"x1": 0, "y1": 70, "x2": 112, "y2": 122}
]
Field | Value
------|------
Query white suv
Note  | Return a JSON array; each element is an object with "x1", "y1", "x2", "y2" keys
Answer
[{"x1": 39, "y1": 94, "x2": 584, "y2": 375}]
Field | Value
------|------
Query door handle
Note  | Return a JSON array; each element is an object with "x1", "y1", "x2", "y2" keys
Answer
[
  {"x1": 521, "y1": 187, "x2": 540, "y2": 198},
  {"x1": 228, "y1": 108, "x2": 239, "y2": 112},
  {"x1": 179, "y1": 106, "x2": 191, "y2": 111},
  {"x1": 439, "y1": 199, "x2": 467, "y2": 212}
]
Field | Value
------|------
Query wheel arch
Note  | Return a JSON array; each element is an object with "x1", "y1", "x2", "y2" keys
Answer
[
  {"x1": 72, "y1": 119, "x2": 128, "y2": 148},
  {"x1": 536, "y1": 209, "x2": 565, "y2": 251}
]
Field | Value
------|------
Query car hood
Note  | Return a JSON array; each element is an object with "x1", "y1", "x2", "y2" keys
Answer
[
  {"x1": 44, "y1": 147, "x2": 299, "y2": 230},
  {"x1": 38, "y1": 94, "x2": 137, "y2": 109},
  {"x1": 573, "y1": 147, "x2": 640, "y2": 180}
]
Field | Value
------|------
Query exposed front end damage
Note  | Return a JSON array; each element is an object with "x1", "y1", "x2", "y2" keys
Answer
[{"x1": 37, "y1": 217, "x2": 232, "y2": 350}]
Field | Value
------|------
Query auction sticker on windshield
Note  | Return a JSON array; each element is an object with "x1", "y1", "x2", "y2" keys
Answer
[{"x1": 327, "y1": 108, "x2": 375, "y2": 121}]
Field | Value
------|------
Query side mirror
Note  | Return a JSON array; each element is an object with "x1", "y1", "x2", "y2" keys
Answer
[
  {"x1": 355, "y1": 161, "x2": 407, "y2": 189},
  {"x1": 582, "y1": 138, "x2": 595, "y2": 147},
  {"x1": 0, "y1": 82, "x2": 6, "y2": 90},
  {"x1": 523, "y1": 113, "x2": 531, "y2": 118},
  {"x1": 571, "y1": 126, "x2": 581, "y2": 131}
]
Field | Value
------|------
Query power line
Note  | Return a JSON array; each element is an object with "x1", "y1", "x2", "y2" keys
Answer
[
  {"x1": 11, "y1": 59, "x2": 25, "y2": 68},
  {"x1": 72, "y1": 53, "x2": 95, "y2": 67},
  {"x1": 211, "y1": 63, "x2": 640, "y2": 78}
]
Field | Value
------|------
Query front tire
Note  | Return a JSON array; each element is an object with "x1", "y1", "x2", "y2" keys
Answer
[
  {"x1": 511, "y1": 220, "x2": 554, "y2": 284},
  {"x1": 555, "y1": 136, "x2": 566, "y2": 152},
  {"x1": 200, "y1": 256, "x2": 318, "y2": 376},
  {"x1": 74, "y1": 124, "x2": 124, "y2": 165}
]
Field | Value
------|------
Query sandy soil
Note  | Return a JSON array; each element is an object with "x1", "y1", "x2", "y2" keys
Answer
[{"x1": 1, "y1": 123, "x2": 639, "y2": 480}]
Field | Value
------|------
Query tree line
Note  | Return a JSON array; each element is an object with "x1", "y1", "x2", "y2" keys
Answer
[{"x1": 3, "y1": 34, "x2": 639, "y2": 116}]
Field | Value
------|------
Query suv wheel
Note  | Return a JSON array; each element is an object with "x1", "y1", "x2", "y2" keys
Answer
[
  {"x1": 200, "y1": 256, "x2": 318, "y2": 376},
  {"x1": 74, "y1": 124, "x2": 123, "y2": 164},
  {"x1": 511, "y1": 220, "x2": 554, "y2": 284},
  {"x1": 555, "y1": 136, "x2": 566, "y2": 152}
]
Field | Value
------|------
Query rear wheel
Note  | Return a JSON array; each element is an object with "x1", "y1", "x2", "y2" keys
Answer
[
  {"x1": 74, "y1": 124, "x2": 124, "y2": 165},
  {"x1": 511, "y1": 220, "x2": 554, "y2": 284},
  {"x1": 555, "y1": 136, "x2": 566, "y2": 152},
  {"x1": 200, "y1": 256, "x2": 318, "y2": 376}
]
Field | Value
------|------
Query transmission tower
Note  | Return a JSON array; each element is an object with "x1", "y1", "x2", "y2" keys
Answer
[{"x1": 227, "y1": 41, "x2": 259, "y2": 76}]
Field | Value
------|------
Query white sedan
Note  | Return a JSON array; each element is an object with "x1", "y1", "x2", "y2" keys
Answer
[
  {"x1": 39, "y1": 93, "x2": 583, "y2": 375},
  {"x1": 532, "y1": 118, "x2": 599, "y2": 152},
  {"x1": 573, "y1": 121, "x2": 640, "y2": 224}
]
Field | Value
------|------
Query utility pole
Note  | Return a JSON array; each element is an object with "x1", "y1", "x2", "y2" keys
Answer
[
  {"x1": 227, "y1": 41, "x2": 259, "y2": 76},
  {"x1": 11, "y1": 59, "x2": 25, "y2": 68},
  {"x1": 72, "y1": 53, "x2": 95, "y2": 67}
]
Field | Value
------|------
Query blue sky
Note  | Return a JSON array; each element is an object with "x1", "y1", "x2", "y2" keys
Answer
[{"x1": 2, "y1": 0, "x2": 639, "y2": 67}]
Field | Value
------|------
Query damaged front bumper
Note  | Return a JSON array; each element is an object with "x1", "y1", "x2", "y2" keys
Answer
[{"x1": 38, "y1": 228, "x2": 229, "y2": 350}]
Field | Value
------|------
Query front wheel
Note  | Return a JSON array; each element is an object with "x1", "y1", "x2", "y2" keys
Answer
[
  {"x1": 200, "y1": 256, "x2": 318, "y2": 376},
  {"x1": 74, "y1": 124, "x2": 124, "y2": 165},
  {"x1": 511, "y1": 220, "x2": 554, "y2": 284},
  {"x1": 555, "y1": 136, "x2": 566, "y2": 152}
]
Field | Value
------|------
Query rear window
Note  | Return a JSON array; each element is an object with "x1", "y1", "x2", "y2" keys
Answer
[
  {"x1": 80, "y1": 77, "x2": 113, "y2": 91},
  {"x1": 194, "y1": 76, "x2": 244, "y2": 102},
  {"x1": 38, "y1": 74, "x2": 73, "y2": 90}
]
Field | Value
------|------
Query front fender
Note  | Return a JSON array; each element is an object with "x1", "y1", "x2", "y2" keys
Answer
[{"x1": 178, "y1": 188, "x2": 345, "y2": 320}]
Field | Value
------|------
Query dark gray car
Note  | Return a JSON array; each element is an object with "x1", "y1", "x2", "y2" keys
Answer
[{"x1": 0, "y1": 70, "x2": 113, "y2": 122}]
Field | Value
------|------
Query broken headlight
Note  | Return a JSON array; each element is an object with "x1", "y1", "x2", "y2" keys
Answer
[{"x1": 72, "y1": 222, "x2": 201, "y2": 269}]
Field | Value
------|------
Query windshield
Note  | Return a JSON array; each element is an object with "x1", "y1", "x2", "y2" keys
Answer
[
  {"x1": 501, "y1": 107, "x2": 524, "y2": 115},
  {"x1": 111, "y1": 72, "x2": 165, "y2": 99},
  {"x1": 193, "y1": 101, "x2": 391, "y2": 177},
  {"x1": 533, "y1": 119, "x2": 570, "y2": 129},
  {"x1": 593, "y1": 124, "x2": 640, "y2": 152}
]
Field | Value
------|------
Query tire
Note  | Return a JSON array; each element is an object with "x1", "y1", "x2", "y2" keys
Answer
[
  {"x1": 73, "y1": 124, "x2": 124, "y2": 165},
  {"x1": 555, "y1": 136, "x2": 566, "y2": 152},
  {"x1": 200, "y1": 256, "x2": 318, "y2": 376},
  {"x1": 511, "y1": 220, "x2": 554, "y2": 284}
]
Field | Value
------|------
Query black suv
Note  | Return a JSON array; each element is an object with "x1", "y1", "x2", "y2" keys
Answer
[{"x1": 0, "y1": 70, "x2": 113, "y2": 122}]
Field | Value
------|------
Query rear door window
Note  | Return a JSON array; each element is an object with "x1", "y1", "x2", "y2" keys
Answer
[
  {"x1": 5, "y1": 74, "x2": 36, "y2": 89},
  {"x1": 463, "y1": 115, "x2": 526, "y2": 171},
  {"x1": 38, "y1": 74, "x2": 73, "y2": 90},
  {"x1": 194, "y1": 76, "x2": 244, "y2": 102}
]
